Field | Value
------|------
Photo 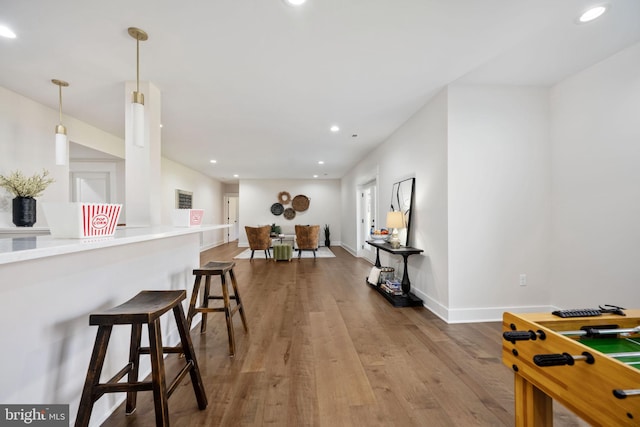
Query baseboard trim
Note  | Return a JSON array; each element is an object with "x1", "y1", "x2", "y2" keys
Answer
[
  {"x1": 341, "y1": 243, "x2": 358, "y2": 257},
  {"x1": 200, "y1": 239, "x2": 226, "y2": 251},
  {"x1": 418, "y1": 293, "x2": 554, "y2": 324}
]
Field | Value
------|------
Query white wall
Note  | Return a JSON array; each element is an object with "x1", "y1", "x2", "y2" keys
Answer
[
  {"x1": 401, "y1": 89, "x2": 450, "y2": 317},
  {"x1": 238, "y1": 179, "x2": 341, "y2": 247},
  {"x1": 161, "y1": 158, "x2": 225, "y2": 249},
  {"x1": 342, "y1": 41, "x2": 639, "y2": 323},
  {"x1": 550, "y1": 41, "x2": 640, "y2": 308},
  {"x1": 341, "y1": 89, "x2": 450, "y2": 317},
  {"x1": 447, "y1": 85, "x2": 552, "y2": 321},
  {"x1": 342, "y1": 85, "x2": 552, "y2": 322}
]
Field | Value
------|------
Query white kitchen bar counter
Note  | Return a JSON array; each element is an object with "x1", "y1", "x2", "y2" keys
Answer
[
  {"x1": 0, "y1": 224, "x2": 229, "y2": 426},
  {"x1": 0, "y1": 224, "x2": 229, "y2": 265}
]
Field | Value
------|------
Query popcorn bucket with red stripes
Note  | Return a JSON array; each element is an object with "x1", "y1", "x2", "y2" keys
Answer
[
  {"x1": 43, "y1": 203, "x2": 122, "y2": 238},
  {"x1": 171, "y1": 209, "x2": 204, "y2": 227}
]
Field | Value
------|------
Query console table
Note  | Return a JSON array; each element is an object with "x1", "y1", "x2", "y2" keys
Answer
[{"x1": 366, "y1": 240, "x2": 424, "y2": 307}]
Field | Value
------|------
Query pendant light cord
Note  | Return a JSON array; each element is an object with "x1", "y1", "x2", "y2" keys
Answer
[
  {"x1": 136, "y1": 36, "x2": 140, "y2": 93},
  {"x1": 58, "y1": 83, "x2": 63, "y2": 124}
]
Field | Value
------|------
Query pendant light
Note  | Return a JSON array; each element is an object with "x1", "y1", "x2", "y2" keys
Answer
[
  {"x1": 52, "y1": 79, "x2": 69, "y2": 165},
  {"x1": 128, "y1": 27, "x2": 148, "y2": 147}
]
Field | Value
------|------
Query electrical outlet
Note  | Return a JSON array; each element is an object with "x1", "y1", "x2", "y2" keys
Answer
[{"x1": 519, "y1": 274, "x2": 527, "y2": 286}]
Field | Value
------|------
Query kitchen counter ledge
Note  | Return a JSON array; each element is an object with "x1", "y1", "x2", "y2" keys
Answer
[{"x1": 0, "y1": 224, "x2": 229, "y2": 265}]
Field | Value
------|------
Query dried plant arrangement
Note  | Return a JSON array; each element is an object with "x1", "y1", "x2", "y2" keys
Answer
[{"x1": 0, "y1": 169, "x2": 55, "y2": 198}]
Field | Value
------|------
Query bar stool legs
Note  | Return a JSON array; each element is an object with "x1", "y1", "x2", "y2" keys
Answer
[
  {"x1": 187, "y1": 261, "x2": 248, "y2": 357},
  {"x1": 126, "y1": 323, "x2": 142, "y2": 414},
  {"x1": 76, "y1": 325, "x2": 113, "y2": 425},
  {"x1": 75, "y1": 291, "x2": 207, "y2": 427}
]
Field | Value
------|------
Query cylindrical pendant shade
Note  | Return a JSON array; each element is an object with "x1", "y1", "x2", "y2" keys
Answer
[
  {"x1": 55, "y1": 132, "x2": 68, "y2": 166},
  {"x1": 131, "y1": 101, "x2": 145, "y2": 147}
]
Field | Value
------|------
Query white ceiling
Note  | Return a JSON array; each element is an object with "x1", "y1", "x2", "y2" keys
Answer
[{"x1": 2, "y1": 0, "x2": 639, "y2": 183}]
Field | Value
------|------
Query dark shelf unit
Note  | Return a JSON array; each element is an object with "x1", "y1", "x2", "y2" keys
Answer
[
  {"x1": 366, "y1": 240, "x2": 424, "y2": 307},
  {"x1": 365, "y1": 280, "x2": 423, "y2": 307}
]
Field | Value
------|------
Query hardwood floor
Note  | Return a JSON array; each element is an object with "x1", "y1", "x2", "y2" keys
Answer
[{"x1": 100, "y1": 243, "x2": 585, "y2": 426}]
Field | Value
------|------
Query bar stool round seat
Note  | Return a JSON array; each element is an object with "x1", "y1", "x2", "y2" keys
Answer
[
  {"x1": 75, "y1": 290, "x2": 207, "y2": 427},
  {"x1": 187, "y1": 261, "x2": 248, "y2": 357}
]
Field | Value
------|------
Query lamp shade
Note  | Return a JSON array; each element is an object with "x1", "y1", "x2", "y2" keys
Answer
[
  {"x1": 386, "y1": 211, "x2": 405, "y2": 229},
  {"x1": 55, "y1": 129, "x2": 68, "y2": 166},
  {"x1": 131, "y1": 101, "x2": 145, "y2": 147}
]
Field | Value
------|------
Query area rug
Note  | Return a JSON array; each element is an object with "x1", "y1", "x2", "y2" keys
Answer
[{"x1": 234, "y1": 247, "x2": 335, "y2": 259}]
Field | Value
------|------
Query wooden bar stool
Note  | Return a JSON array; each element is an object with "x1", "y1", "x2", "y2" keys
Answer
[
  {"x1": 75, "y1": 290, "x2": 207, "y2": 427},
  {"x1": 187, "y1": 261, "x2": 248, "y2": 357}
]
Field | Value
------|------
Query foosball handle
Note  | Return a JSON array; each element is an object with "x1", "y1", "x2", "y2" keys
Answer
[
  {"x1": 534, "y1": 353, "x2": 574, "y2": 366},
  {"x1": 534, "y1": 351, "x2": 595, "y2": 367},
  {"x1": 503, "y1": 330, "x2": 546, "y2": 343}
]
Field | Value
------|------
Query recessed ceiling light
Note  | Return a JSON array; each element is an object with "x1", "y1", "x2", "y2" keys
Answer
[
  {"x1": 210, "y1": 159, "x2": 217, "y2": 164},
  {"x1": 284, "y1": 0, "x2": 307, "y2": 6},
  {"x1": 578, "y1": 5, "x2": 608, "y2": 23},
  {"x1": 233, "y1": 174, "x2": 239, "y2": 178},
  {"x1": 313, "y1": 174, "x2": 318, "y2": 178},
  {"x1": 318, "y1": 160, "x2": 324, "y2": 165},
  {"x1": 0, "y1": 25, "x2": 16, "y2": 39},
  {"x1": 330, "y1": 125, "x2": 340, "y2": 132}
]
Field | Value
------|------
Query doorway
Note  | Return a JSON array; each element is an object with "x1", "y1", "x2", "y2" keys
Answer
[
  {"x1": 224, "y1": 195, "x2": 239, "y2": 243},
  {"x1": 357, "y1": 179, "x2": 377, "y2": 263},
  {"x1": 71, "y1": 171, "x2": 112, "y2": 203}
]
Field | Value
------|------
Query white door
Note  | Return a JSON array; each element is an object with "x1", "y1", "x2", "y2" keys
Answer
[
  {"x1": 225, "y1": 195, "x2": 239, "y2": 242},
  {"x1": 71, "y1": 172, "x2": 110, "y2": 203},
  {"x1": 358, "y1": 180, "x2": 377, "y2": 263}
]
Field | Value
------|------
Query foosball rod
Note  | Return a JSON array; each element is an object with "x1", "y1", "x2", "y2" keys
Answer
[
  {"x1": 559, "y1": 326, "x2": 640, "y2": 337},
  {"x1": 605, "y1": 351, "x2": 640, "y2": 359}
]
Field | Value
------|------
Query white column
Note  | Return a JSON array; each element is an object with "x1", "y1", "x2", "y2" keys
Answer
[{"x1": 124, "y1": 81, "x2": 162, "y2": 226}]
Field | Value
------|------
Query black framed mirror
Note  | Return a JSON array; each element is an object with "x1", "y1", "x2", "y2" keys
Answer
[{"x1": 390, "y1": 177, "x2": 415, "y2": 247}]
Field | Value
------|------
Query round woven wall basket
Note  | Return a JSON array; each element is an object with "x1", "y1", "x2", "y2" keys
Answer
[
  {"x1": 292, "y1": 195, "x2": 310, "y2": 212},
  {"x1": 283, "y1": 207, "x2": 296, "y2": 220},
  {"x1": 270, "y1": 203, "x2": 284, "y2": 216},
  {"x1": 278, "y1": 191, "x2": 291, "y2": 205}
]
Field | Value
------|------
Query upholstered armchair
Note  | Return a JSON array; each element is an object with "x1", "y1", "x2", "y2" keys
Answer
[
  {"x1": 294, "y1": 225, "x2": 320, "y2": 259},
  {"x1": 245, "y1": 225, "x2": 272, "y2": 260}
]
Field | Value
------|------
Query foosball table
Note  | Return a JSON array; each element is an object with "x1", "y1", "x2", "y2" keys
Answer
[{"x1": 502, "y1": 309, "x2": 640, "y2": 426}]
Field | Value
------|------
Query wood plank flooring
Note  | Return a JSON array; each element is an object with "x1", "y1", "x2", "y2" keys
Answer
[{"x1": 99, "y1": 243, "x2": 586, "y2": 426}]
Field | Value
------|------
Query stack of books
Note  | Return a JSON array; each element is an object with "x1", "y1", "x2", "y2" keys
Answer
[{"x1": 380, "y1": 279, "x2": 402, "y2": 296}]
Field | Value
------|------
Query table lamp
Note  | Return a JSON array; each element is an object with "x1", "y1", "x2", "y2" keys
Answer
[{"x1": 386, "y1": 211, "x2": 405, "y2": 249}]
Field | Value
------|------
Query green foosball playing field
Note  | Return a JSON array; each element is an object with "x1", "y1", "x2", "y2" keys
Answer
[{"x1": 580, "y1": 337, "x2": 640, "y2": 370}]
